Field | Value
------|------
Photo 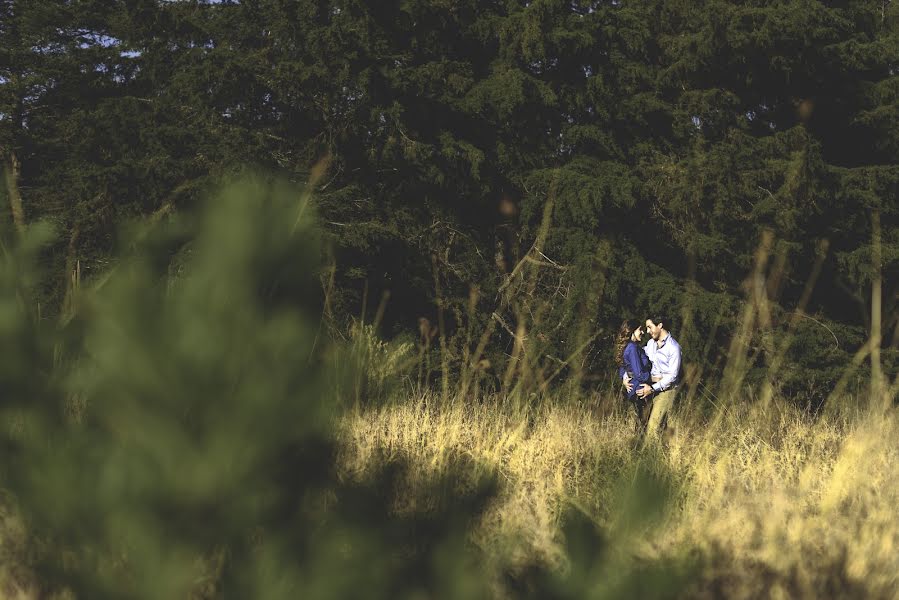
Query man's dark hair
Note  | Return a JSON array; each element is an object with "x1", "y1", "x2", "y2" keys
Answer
[{"x1": 648, "y1": 315, "x2": 672, "y2": 332}]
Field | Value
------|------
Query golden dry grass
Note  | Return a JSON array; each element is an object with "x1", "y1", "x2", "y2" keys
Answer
[{"x1": 338, "y1": 392, "x2": 899, "y2": 599}]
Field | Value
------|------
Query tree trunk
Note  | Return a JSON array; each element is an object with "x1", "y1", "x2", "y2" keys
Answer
[
  {"x1": 871, "y1": 209, "x2": 884, "y2": 409},
  {"x1": 3, "y1": 151, "x2": 26, "y2": 235}
]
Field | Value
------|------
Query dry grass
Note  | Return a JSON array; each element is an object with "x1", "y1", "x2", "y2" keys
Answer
[{"x1": 338, "y1": 391, "x2": 899, "y2": 599}]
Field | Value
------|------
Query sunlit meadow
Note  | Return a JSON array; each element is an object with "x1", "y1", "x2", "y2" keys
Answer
[
  {"x1": 0, "y1": 178, "x2": 894, "y2": 599},
  {"x1": 337, "y1": 387, "x2": 896, "y2": 598}
]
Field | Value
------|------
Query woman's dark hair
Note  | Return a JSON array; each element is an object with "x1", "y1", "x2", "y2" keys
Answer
[{"x1": 614, "y1": 319, "x2": 637, "y2": 368}]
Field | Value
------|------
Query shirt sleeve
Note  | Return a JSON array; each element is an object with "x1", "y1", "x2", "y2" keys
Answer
[{"x1": 652, "y1": 344, "x2": 681, "y2": 392}]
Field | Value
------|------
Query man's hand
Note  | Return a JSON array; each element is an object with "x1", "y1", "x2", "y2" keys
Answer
[
  {"x1": 636, "y1": 384, "x2": 653, "y2": 398},
  {"x1": 623, "y1": 373, "x2": 633, "y2": 393}
]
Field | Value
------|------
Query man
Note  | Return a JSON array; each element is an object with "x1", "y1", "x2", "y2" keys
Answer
[{"x1": 625, "y1": 316, "x2": 681, "y2": 438}]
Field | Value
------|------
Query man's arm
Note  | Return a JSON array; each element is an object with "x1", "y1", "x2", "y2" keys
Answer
[{"x1": 651, "y1": 344, "x2": 681, "y2": 392}]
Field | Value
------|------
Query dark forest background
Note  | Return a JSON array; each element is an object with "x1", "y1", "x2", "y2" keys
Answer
[{"x1": 2, "y1": 0, "x2": 897, "y2": 405}]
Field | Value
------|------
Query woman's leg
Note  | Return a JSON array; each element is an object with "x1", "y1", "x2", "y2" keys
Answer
[{"x1": 639, "y1": 397, "x2": 653, "y2": 434}]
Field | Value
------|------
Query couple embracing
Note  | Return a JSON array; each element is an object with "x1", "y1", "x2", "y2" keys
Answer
[{"x1": 615, "y1": 317, "x2": 682, "y2": 439}]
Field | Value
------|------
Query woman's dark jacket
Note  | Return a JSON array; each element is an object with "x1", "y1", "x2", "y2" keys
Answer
[{"x1": 617, "y1": 341, "x2": 652, "y2": 400}]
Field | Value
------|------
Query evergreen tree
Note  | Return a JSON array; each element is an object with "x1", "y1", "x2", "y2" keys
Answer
[{"x1": 2, "y1": 0, "x2": 896, "y2": 402}]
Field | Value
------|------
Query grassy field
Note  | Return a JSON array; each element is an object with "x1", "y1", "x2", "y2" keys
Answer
[
  {"x1": 0, "y1": 179, "x2": 894, "y2": 598},
  {"x1": 338, "y1": 389, "x2": 899, "y2": 599},
  {"x1": 327, "y1": 221, "x2": 899, "y2": 598}
]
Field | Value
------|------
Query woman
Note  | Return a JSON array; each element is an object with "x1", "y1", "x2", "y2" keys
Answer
[{"x1": 615, "y1": 319, "x2": 653, "y2": 432}]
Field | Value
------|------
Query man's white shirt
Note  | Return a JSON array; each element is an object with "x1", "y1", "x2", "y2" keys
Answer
[{"x1": 644, "y1": 333, "x2": 682, "y2": 392}]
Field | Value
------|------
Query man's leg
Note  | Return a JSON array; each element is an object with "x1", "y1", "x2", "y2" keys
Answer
[{"x1": 646, "y1": 388, "x2": 676, "y2": 439}]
